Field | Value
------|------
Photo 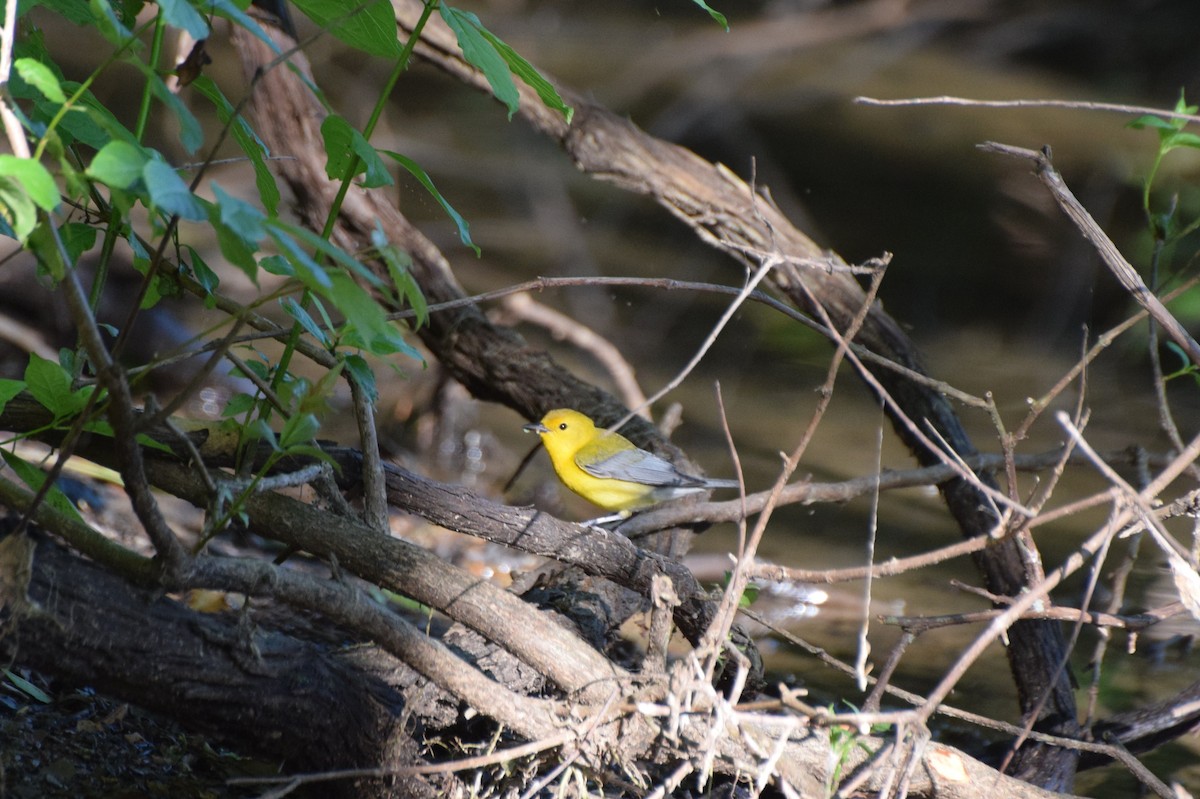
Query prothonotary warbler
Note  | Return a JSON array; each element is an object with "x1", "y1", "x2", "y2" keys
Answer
[{"x1": 523, "y1": 408, "x2": 739, "y2": 521}]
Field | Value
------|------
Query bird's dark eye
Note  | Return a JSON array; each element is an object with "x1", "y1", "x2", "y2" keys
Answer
[{"x1": 558, "y1": 423, "x2": 568, "y2": 430}]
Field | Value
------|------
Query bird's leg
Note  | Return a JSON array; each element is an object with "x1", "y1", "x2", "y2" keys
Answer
[{"x1": 582, "y1": 510, "x2": 632, "y2": 529}]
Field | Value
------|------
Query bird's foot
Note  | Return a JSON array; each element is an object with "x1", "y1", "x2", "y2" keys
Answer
[{"x1": 582, "y1": 511, "x2": 630, "y2": 530}]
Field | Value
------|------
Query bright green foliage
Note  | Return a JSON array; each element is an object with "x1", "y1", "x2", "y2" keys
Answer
[
  {"x1": 290, "y1": 0, "x2": 403, "y2": 58},
  {"x1": 689, "y1": 0, "x2": 728, "y2": 30},
  {"x1": 88, "y1": 0, "x2": 135, "y2": 45},
  {"x1": 1128, "y1": 90, "x2": 1200, "y2": 340},
  {"x1": 211, "y1": 183, "x2": 266, "y2": 244},
  {"x1": 282, "y1": 297, "x2": 332, "y2": 347},
  {"x1": 190, "y1": 77, "x2": 280, "y2": 215},
  {"x1": 14, "y1": 58, "x2": 66, "y2": 103},
  {"x1": 87, "y1": 140, "x2": 148, "y2": 190},
  {"x1": 155, "y1": 0, "x2": 208, "y2": 39},
  {"x1": 141, "y1": 159, "x2": 204, "y2": 220},
  {"x1": 322, "y1": 115, "x2": 394, "y2": 189},
  {"x1": 25, "y1": 353, "x2": 91, "y2": 419},
  {"x1": 0, "y1": 380, "x2": 27, "y2": 416},
  {"x1": 185, "y1": 245, "x2": 220, "y2": 298},
  {"x1": 439, "y1": 5, "x2": 573, "y2": 123},
  {"x1": 383, "y1": 150, "x2": 478, "y2": 256},
  {"x1": 1129, "y1": 92, "x2": 1200, "y2": 219},
  {"x1": 0, "y1": 448, "x2": 87, "y2": 526},
  {"x1": 824, "y1": 703, "x2": 890, "y2": 798},
  {"x1": 373, "y1": 225, "x2": 430, "y2": 326},
  {"x1": 0, "y1": 155, "x2": 59, "y2": 241},
  {"x1": 0, "y1": 0, "x2": 581, "y2": 541}
]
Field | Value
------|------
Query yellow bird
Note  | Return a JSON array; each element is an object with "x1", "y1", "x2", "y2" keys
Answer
[{"x1": 523, "y1": 408, "x2": 739, "y2": 520}]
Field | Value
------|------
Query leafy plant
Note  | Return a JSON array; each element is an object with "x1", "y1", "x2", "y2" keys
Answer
[
  {"x1": 824, "y1": 703, "x2": 890, "y2": 797},
  {"x1": 0, "y1": 0, "x2": 577, "y2": 507}
]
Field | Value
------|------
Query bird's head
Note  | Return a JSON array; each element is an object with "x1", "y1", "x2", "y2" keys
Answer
[{"x1": 523, "y1": 408, "x2": 597, "y2": 455}]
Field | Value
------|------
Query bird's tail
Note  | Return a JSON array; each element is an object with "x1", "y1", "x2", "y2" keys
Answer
[{"x1": 703, "y1": 477, "x2": 741, "y2": 489}]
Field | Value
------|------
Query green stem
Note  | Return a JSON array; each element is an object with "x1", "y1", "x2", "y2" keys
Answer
[
  {"x1": 268, "y1": 0, "x2": 440, "y2": 394},
  {"x1": 0, "y1": 473, "x2": 156, "y2": 584},
  {"x1": 134, "y1": 13, "x2": 167, "y2": 142},
  {"x1": 32, "y1": 19, "x2": 151, "y2": 163}
]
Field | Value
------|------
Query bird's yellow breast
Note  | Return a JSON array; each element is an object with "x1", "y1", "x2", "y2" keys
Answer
[{"x1": 557, "y1": 457, "x2": 661, "y2": 512}]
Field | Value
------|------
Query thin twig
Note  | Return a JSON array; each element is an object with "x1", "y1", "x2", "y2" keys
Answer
[
  {"x1": 982, "y1": 142, "x2": 1200, "y2": 365},
  {"x1": 855, "y1": 95, "x2": 1200, "y2": 125},
  {"x1": 497, "y1": 292, "x2": 650, "y2": 416}
]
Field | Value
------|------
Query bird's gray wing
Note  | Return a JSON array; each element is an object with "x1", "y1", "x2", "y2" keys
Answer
[{"x1": 578, "y1": 448, "x2": 700, "y2": 487}]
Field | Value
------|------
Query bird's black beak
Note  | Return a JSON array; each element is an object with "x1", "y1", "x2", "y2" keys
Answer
[{"x1": 523, "y1": 422, "x2": 548, "y2": 434}]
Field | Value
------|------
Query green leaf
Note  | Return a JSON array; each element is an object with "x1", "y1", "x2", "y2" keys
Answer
[
  {"x1": 51, "y1": 88, "x2": 121, "y2": 150},
  {"x1": 87, "y1": 139, "x2": 147, "y2": 190},
  {"x1": 157, "y1": 0, "x2": 209, "y2": 37},
  {"x1": 4, "y1": 669, "x2": 52, "y2": 704},
  {"x1": 281, "y1": 296, "x2": 331, "y2": 346},
  {"x1": 26, "y1": 222, "x2": 68, "y2": 278},
  {"x1": 89, "y1": 0, "x2": 135, "y2": 43},
  {"x1": 327, "y1": 272, "x2": 421, "y2": 360},
  {"x1": 1129, "y1": 114, "x2": 1178, "y2": 132},
  {"x1": 267, "y1": 227, "x2": 333, "y2": 290},
  {"x1": 473, "y1": 25, "x2": 572, "y2": 123},
  {"x1": 211, "y1": 182, "x2": 266, "y2": 244},
  {"x1": 690, "y1": 0, "x2": 728, "y2": 30},
  {"x1": 25, "y1": 352, "x2": 78, "y2": 416},
  {"x1": 439, "y1": 6, "x2": 520, "y2": 119},
  {"x1": 279, "y1": 444, "x2": 335, "y2": 465},
  {"x1": 250, "y1": 419, "x2": 280, "y2": 451},
  {"x1": 233, "y1": 356, "x2": 271, "y2": 382},
  {"x1": 259, "y1": 254, "x2": 292, "y2": 277},
  {"x1": 3, "y1": 667, "x2": 52, "y2": 700},
  {"x1": 311, "y1": 294, "x2": 337, "y2": 334},
  {"x1": 1163, "y1": 130, "x2": 1200, "y2": 152},
  {"x1": 118, "y1": 59, "x2": 203, "y2": 153},
  {"x1": 142, "y1": 159, "x2": 204, "y2": 220},
  {"x1": 270, "y1": 218, "x2": 383, "y2": 288},
  {"x1": 381, "y1": 150, "x2": 477, "y2": 256},
  {"x1": 289, "y1": 0, "x2": 402, "y2": 58},
  {"x1": 342, "y1": 353, "x2": 377, "y2": 402},
  {"x1": 35, "y1": 0, "x2": 96, "y2": 25},
  {"x1": 370, "y1": 224, "x2": 427, "y2": 326},
  {"x1": 190, "y1": 77, "x2": 280, "y2": 215},
  {"x1": 148, "y1": 70, "x2": 203, "y2": 153},
  {"x1": 205, "y1": 0, "x2": 282, "y2": 56},
  {"x1": 301, "y1": 361, "x2": 343, "y2": 414},
  {"x1": 210, "y1": 209, "x2": 260, "y2": 281},
  {"x1": 1173, "y1": 91, "x2": 1199, "y2": 117},
  {"x1": 320, "y1": 115, "x2": 393, "y2": 188},
  {"x1": 0, "y1": 449, "x2": 87, "y2": 525},
  {"x1": 14, "y1": 58, "x2": 65, "y2": 103},
  {"x1": 222, "y1": 391, "x2": 256, "y2": 418},
  {"x1": 135, "y1": 433, "x2": 175, "y2": 453},
  {"x1": 59, "y1": 222, "x2": 97, "y2": 263},
  {"x1": 0, "y1": 175, "x2": 38, "y2": 241},
  {"x1": 0, "y1": 379, "x2": 26, "y2": 415},
  {"x1": 0, "y1": 155, "x2": 60, "y2": 212},
  {"x1": 279, "y1": 412, "x2": 320, "y2": 449},
  {"x1": 82, "y1": 416, "x2": 114, "y2": 438},
  {"x1": 186, "y1": 245, "x2": 220, "y2": 295}
]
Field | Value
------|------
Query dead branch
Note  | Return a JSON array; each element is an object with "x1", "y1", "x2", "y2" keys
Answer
[{"x1": 385, "y1": 5, "x2": 1084, "y2": 784}]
